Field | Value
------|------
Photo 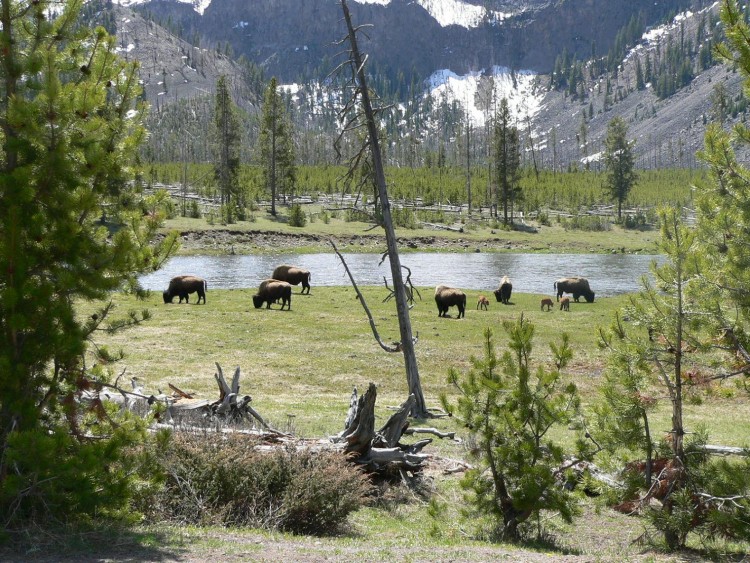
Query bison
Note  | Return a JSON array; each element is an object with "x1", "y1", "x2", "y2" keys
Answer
[
  {"x1": 163, "y1": 275, "x2": 207, "y2": 304},
  {"x1": 554, "y1": 277, "x2": 595, "y2": 303},
  {"x1": 493, "y1": 276, "x2": 513, "y2": 305},
  {"x1": 253, "y1": 279, "x2": 292, "y2": 310},
  {"x1": 271, "y1": 264, "x2": 311, "y2": 294},
  {"x1": 435, "y1": 285, "x2": 466, "y2": 318},
  {"x1": 541, "y1": 297, "x2": 554, "y2": 311},
  {"x1": 477, "y1": 295, "x2": 489, "y2": 310},
  {"x1": 560, "y1": 296, "x2": 570, "y2": 311}
]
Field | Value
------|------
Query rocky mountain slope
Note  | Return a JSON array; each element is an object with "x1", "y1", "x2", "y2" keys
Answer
[
  {"x1": 100, "y1": 0, "x2": 746, "y2": 170},
  {"x1": 125, "y1": 0, "x2": 696, "y2": 82}
]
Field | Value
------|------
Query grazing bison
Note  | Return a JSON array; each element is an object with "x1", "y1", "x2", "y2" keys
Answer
[
  {"x1": 271, "y1": 264, "x2": 311, "y2": 294},
  {"x1": 493, "y1": 276, "x2": 513, "y2": 304},
  {"x1": 163, "y1": 275, "x2": 207, "y2": 304},
  {"x1": 253, "y1": 279, "x2": 292, "y2": 310},
  {"x1": 477, "y1": 295, "x2": 489, "y2": 310},
  {"x1": 435, "y1": 285, "x2": 466, "y2": 318},
  {"x1": 554, "y1": 277, "x2": 595, "y2": 303},
  {"x1": 560, "y1": 296, "x2": 570, "y2": 311},
  {"x1": 541, "y1": 298, "x2": 554, "y2": 311}
]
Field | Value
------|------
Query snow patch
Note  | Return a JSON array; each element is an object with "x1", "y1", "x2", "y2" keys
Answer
[
  {"x1": 115, "y1": 0, "x2": 212, "y2": 16},
  {"x1": 353, "y1": 0, "x2": 513, "y2": 29},
  {"x1": 426, "y1": 67, "x2": 542, "y2": 125}
]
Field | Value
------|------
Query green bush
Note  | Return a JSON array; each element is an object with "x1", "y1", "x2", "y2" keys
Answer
[
  {"x1": 561, "y1": 215, "x2": 611, "y2": 232},
  {"x1": 139, "y1": 433, "x2": 369, "y2": 535},
  {"x1": 288, "y1": 204, "x2": 307, "y2": 227}
]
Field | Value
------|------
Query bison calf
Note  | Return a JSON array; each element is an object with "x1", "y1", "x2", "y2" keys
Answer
[
  {"x1": 271, "y1": 264, "x2": 311, "y2": 294},
  {"x1": 541, "y1": 297, "x2": 554, "y2": 311},
  {"x1": 435, "y1": 285, "x2": 466, "y2": 318},
  {"x1": 477, "y1": 295, "x2": 489, "y2": 310},
  {"x1": 253, "y1": 279, "x2": 292, "y2": 310},
  {"x1": 560, "y1": 296, "x2": 570, "y2": 311},
  {"x1": 163, "y1": 275, "x2": 207, "y2": 304}
]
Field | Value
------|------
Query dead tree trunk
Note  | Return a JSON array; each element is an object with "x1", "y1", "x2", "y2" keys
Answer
[
  {"x1": 339, "y1": 0, "x2": 429, "y2": 418},
  {"x1": 334, "y1": 383, "x2": 430, "y2": 476}
]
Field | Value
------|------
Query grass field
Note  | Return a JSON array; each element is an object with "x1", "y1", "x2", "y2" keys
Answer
[
  {"x1": 94, "y1": 286, "x2": 750, "y2": 444},
  {"x1": 80, "y1": 284, "x2": 750, "y2": 559}
]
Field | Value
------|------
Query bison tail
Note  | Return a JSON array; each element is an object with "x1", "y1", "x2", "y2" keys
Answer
[{"x1": 553, "y1": 281, "x2": 557, "y2": 290}]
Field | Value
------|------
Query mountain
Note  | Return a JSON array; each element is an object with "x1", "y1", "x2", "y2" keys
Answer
[
  {"x1": 121, "y1": 0, "x2": 696, "y2": 82},
  {"x1": 98, "y1": 0, "x2": 746, "y2": 170}
]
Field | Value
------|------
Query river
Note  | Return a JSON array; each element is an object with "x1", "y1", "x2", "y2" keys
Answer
[{"x1": 139, "y1": 252, "x2": 664, "y2": 297}]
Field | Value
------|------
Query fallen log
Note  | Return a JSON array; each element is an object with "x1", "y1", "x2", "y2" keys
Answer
[{"x1": 404, "y1": 427, "x2": 456, "y2": 440}]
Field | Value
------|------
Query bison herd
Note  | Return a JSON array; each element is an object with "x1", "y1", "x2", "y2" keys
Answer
[
  {"x1": 162, "y1": 264, "x2": 311, "y2": 311},
  {"x1": 162, "y1": 266, "x2": 594, "y2": 318},
  {"x1": 434, "y1": 276, "x2": 595, "y2": 318}
]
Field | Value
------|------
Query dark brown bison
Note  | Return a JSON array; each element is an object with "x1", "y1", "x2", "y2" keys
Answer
[
  {"x1": 554, "y1": 277, "x2": 595, "y2": 303},
  {"x1": 253, "y1": 279, "x2": 292, "y2": 310},
  {"x1": 493, "y1": 275, "x2": 513, "y2": 304},
  {"x1": 541, "y1": 297, "x2": 554, "y2": 311},
  {"x1": 271, "y1": 264, "x2": 311, "y2": 294},
  {"x1": 163, "y1": 275, "x2": 207, "y2": 304},
  {"x1": 435, "y1": 285, "x2": 466, "y2": 318}
]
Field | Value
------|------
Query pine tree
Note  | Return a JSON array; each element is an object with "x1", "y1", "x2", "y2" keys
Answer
[
  {"x1": 0, "y1": 0, "x2": 176, "y2": 526},
  {"x1": 493, "y1": 98, "x2": 520, "y2": 225},
  {"x1": 442, "y1": 320, "x2": 591, "y2": 540},
  {"x1": 259, "y1": 77, "x2": 296, "y2": 216},
  {"x1": 603, "y1": 117, "x2": 637, "y2": 220},
  {"x1": 213, "y1": 75, "x2": 243, "y2": 222}
]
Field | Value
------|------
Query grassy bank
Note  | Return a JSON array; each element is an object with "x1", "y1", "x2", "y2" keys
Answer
[
  {"x1": 162, "y1": 213, "x2": 661, "y2": 256},
  {"x1": 79, "y1": 285, "x2": 750, "y2": 559}
]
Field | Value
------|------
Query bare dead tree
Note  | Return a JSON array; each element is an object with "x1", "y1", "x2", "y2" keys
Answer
[{"x1": 334, "y1": 0, "x2": 430, "y2": 418}]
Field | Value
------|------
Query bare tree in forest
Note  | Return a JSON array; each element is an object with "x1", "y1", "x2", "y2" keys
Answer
[{"x1": 336, "y1": 0, "x2": 429, "y2": 418}]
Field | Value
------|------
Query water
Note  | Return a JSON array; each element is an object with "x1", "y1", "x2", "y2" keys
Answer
[{"x1": 139, "y1": 252, "x2": 664, "y2": 297}]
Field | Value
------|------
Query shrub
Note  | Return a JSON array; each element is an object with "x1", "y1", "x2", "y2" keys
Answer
[
  {"x1": 139, "y1": 433, "x2": 369, "y2": 535},
  {"x1": 561, "y1": 215, "x2": 611, "y2": 231},
  {"x1": 288, "y1": 204, "x2": 307, "y2": 227}
]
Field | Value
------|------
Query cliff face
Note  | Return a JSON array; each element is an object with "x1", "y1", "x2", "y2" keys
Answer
[{"x1": 134, "y1": 0, "x2": 696, "y2": 81}]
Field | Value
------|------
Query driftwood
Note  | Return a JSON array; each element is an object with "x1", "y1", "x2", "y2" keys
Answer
[
  {"x1": 404, "y1": 427, "x2": 456, "y2": 440},
  {"x1": 332, "y1": 383, "x2": 452, "y2": 477},
  {"x1": 420, "y1": 221, "x2": 464, "y2": 232}
]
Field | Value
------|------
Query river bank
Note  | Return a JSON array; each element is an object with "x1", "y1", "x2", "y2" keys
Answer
[{"x1": 162, "y1": 216, "x2": 660, "y2": 256}]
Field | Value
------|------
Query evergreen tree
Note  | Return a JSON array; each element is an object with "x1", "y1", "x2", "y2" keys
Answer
[
  {"x1": 442, "y1": 320, "x2": 591, "y2": 541},
  {"x1": 0, "y1": 0, "x2": 176, "y2": 526},
  {"x1": 213, "y1": 75, "x2": 243, "y2": 222},
  {"x1": 603, "y1": 117, "x2": 637, "y2": 220},
  {"x1": 598, "y1": 208, "x2": 750, "y2": 549},
  {"x1": 635, "y1": 58, "x2": 645, "y2": 90},
  {"x1": 493, "y1": 98, "x2": 521, "y2": 225},
  {"x1": 259, "y1": 77, "x2": 296, "y2": 216}
]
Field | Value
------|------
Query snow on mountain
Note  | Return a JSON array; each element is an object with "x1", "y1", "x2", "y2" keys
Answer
[
  {"x1": 114, "y1": 0, "x2": 212, "y2": 16},
  {"x1": 355, "y1": 0, "x2": 514, "y2": 28},
  {"x1": 426, "y1": 67, "x2": 542, "y2": 126},
  {"x1": 115, "y1": 0, "x2": 513, "y2": 27}
]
